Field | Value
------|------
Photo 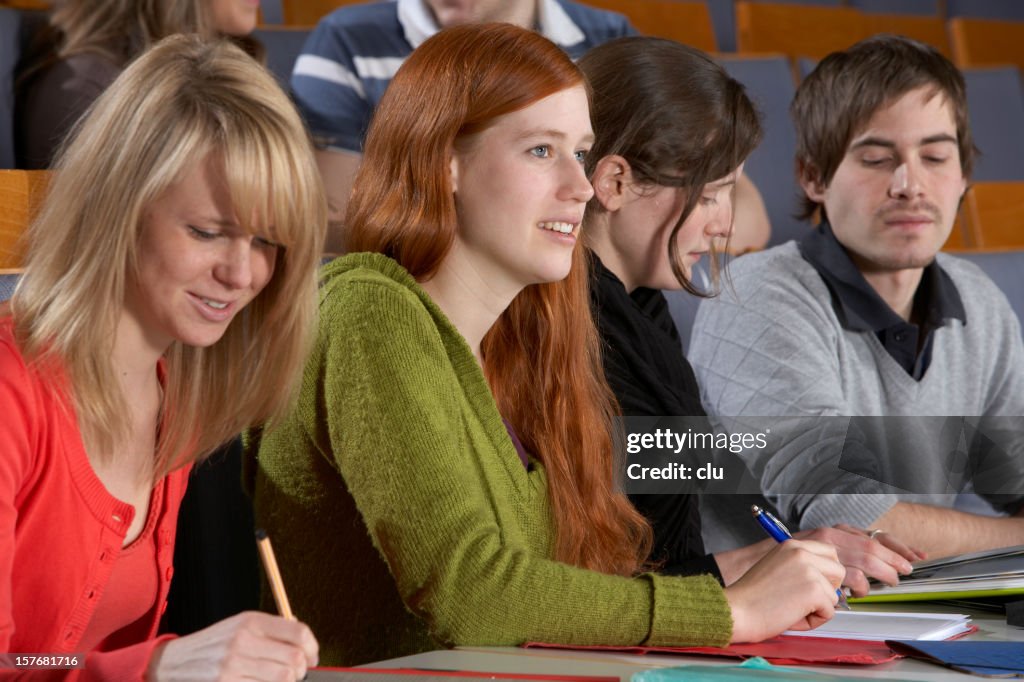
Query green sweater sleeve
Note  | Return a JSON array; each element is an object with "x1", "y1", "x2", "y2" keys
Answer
[{"x1": 318, "y1": 264, "x2": 732, "y2": 649}]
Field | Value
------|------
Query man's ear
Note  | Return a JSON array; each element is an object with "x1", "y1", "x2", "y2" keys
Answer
[
  {"x1": 591, "y1": 155, "x2": 633, "y2": 212},
  {"x1": 798, "y1": 160, "x2": 827, "y2": 203}
]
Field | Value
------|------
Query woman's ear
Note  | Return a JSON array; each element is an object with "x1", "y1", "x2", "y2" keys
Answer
[
  {"x1": 449, "y1": 154, "x2": 460, "y2": 193},
  {"x1": 591, "y1": 155, "x2": 632, "y2": 212}
]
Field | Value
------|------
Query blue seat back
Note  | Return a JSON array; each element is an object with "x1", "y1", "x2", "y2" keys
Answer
[
  {"x1": 964, "y1": 67, "x2": 1024, "y2": 181},
  {"x1": 252, "y1": 27, "x2": 311, "y2": 88},
  {"x1": 0, "y1": 8, "x2": 21, "y2": 169},
  {"x1": 848, "y1": 0, "x2": 939, "y2": 14},
  {"x1": 0, "y1": 271, "x2": 20, "y2": 302},
  {"x1": 259, "y1": 0, "x2": 285, "y2": 24},
  {"x1": 706, "y1": 0, "x2": 844, "y2": 52},
  {"x1": 719, "y1": 54, "x2": 808, "y2": 248},
  {"x1": 946, "y1": 0, "x2": 1024, "y2": 21},
  {"x1": 957, "y1": 250, "x2": 1024, "y2": 333}
]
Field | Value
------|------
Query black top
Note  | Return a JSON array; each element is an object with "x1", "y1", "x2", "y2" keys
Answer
[
  {"x1": 590, "y1": 254, "x2": 722, "y2": 582},
  {"x1": 16, "y1": 52, "x2": 122, "y2": 169},
  {"x1": 799, "y1": 222, "x2": 966, "y2": 380}
]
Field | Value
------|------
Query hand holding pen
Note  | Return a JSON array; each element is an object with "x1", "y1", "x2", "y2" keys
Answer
[
  {"x1": 752, "y1": 505, "x2": 851, "y2": 610},
  {"x1": 721, "y1": 520, "x2": 847, "y2": 643}
]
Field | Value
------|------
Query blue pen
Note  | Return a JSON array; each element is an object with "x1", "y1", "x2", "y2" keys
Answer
[{"x1": 751, "y1": 504, "x2": 851, "y2": 611}]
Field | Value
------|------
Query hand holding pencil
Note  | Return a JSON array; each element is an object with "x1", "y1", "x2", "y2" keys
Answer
[{"x1": 145, "y1": 530, "x2": 319, "y2": 681}]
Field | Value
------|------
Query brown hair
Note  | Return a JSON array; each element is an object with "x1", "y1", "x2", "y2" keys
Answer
[
  {"x1": 18, "y1": 0, "x2": 262, "y2": 92},
  {"x1": 346, "y1": 23, "x2": 651, "y2": 576},
  {"x1": 792, "y1": 34, "x2": 975, "y2": 221},
  {"x1": 580, "y1": 37, "x2": 762, "y2": 295}
]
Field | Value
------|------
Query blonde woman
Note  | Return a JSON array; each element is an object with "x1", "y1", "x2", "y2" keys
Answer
[
  {"x1": 17, "y1": 0, "x2": 261, "y2": 168},
  {"x1": 1, "y1": 35, "x2": 323, "y2": 679}
]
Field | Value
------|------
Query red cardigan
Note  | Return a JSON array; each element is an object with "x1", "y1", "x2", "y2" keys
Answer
[{"x1": 0, "y1": 318, "x2": 190, "y2": 680}]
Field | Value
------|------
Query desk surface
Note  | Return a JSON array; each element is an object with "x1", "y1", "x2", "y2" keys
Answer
[{"x1": 309, "y1": 604, "x2": 1024, "y2": 681}]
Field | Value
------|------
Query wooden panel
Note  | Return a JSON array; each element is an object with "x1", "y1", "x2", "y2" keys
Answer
[
  {"x1": 281, "y1": 0, "x2": 364, "y2": 26},
  {"x1": 866, "y1": 14, "x2": 951, "y2": 57},
  {"x1": 736, "y1": 2, "x2": 868, "y2": 59},
  {"x1": 960, "y1": 181, "x2": 1024, "y2": 249},
  {"x1": 0, "y1": 0, "x2": 51, "y2": 8},
  {"x1": 944, "y1": 210, "x2": 976, "y2": 251},
  {"x1": 950, "y1": 17, "x2": 1024, "y2": 71},
  {"x1": 0, "y1": 171, "x2": 50, "y2": 269},
  {"x1": 585, "y1": 0, "x2": 717, "y2": 52}
]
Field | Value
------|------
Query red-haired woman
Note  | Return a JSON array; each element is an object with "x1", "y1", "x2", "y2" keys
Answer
[{"x1": 252, "y1": 22, "x2": 845, "y2": 667}]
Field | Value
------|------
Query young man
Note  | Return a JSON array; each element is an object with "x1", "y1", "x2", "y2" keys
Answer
[
  {"x1": 689, "y1": 35, "x2": 1024, "y2": 559},
  {"x1": 289, "y1": 0, "x2": 770, "y2": 253}
]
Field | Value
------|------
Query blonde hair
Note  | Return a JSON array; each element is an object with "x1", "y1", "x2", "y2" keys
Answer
[{"x1": 12, "y1": 35, "x2": 326, "y2": 475}]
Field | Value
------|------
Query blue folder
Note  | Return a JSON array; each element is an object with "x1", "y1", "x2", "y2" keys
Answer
[{"x1": 886, "y1": 641, "x2": 1024, "y2": 678}]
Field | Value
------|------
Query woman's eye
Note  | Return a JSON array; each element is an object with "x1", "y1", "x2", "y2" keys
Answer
[
  {"x1": 530, "y1": 145, "x2": 550, "y2": 158},
  {"x1": 699, "y1": 195, "x2": 718, "y2": 206},
  {"x1": 574, "y1": 149, "x2": 588, "y2": 164},
  {"x1": 253, "y1": 236, "x2": 279, "y2": 249},
  {"x1": 188, "y1": 225, "x2": 218, "y2": 240}
]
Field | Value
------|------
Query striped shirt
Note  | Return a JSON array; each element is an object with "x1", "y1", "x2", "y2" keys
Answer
[{"x1": 291, "y1": 0, "x2": 635, "y2": 152}]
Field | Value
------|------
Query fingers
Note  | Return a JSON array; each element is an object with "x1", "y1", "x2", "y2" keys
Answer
[
  {"x1": 248, "y1": 612, "x2": 319, "y2": 667},
  {"x1": 221, "y1": 635, "x2": 310, "y2": 681},
  {"x1": 874, "y1": 530, "x2": 927, "y2": 563},
  {"x1": 784, "y1": 539, "x2": 841, "y2": 576},
  {"x1": 836, "y1": 524, "x2": 925, "y2": 562},
  {"x1": 149, "y1": 612, "x2": 320, "y2": 682},
  {"x1": 843, "y1": 567, "x2": 871, "y2": 597},
  {"x1": 805, "y1": 526, "x2": 915, "y2": 585},
  {"x1": 724, "y1": 537, "x2": 849, "y2": 642}
]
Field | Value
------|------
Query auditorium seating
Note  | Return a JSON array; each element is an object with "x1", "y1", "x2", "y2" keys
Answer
[
  {"x1": 950, "y1": 17, "x2": 1024, "y2": 71},
  {"x1": 0, "y1": 7, "x2": 19, "y2": 169},
  {"x1": 584, "y1": 0, "x2": 718, "y2": 52},
  {"x1": 718, "y1": 54, "x2": 805, "y2": 248},
  {"x1": 251, "y1": 26, "x2": 311, "y2": 86},
  {"x1": 959, "y1": 182, "x2": 1024, "y2": 250},
  {"x1": 849, "y1": 0, "x2": 939, "y2": 14},
  {"x1": 946, "y1": 0, "x2": 1024, "y2": 22},
  {"x1": 963, "y1": 67, "x2": 1024, "y2": 181},
  {"x1": 278, "y1": 0, "x2": 364, "y2": 26},
  {"x1": 735, "y1": 2, "x2": 866, "y2": 59},
  {"x1": 954, "y1": 249, "x2": 1024, "y2": 331},
  {"x1": 866, "y1": 13, "x2": 950, "y2": 56},
  {"x1": 0, "y1": 268, "x2": 19, "y2": 301},
  {"x1": 706, "y1": 0, "x2": 843, "y2": 53},
  {"x1": 0, "y1": 170, "x2": 49, "y2": 268}
]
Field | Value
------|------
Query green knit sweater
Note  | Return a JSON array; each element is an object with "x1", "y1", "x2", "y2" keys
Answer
[{"x1": 253, "y1": 252, "x2": 732, "y2": 666}]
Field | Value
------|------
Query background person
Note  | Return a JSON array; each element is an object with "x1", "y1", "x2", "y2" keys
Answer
[
  {"x1": 688, "y1": 35, "x2": 1024, "y2": 558},
  {"x1": 1, "y1": 35, "x2": 323, "y2": 680},
  {"x1": 581, "y1": 36, "x2": 922, "y2": 596},
  {"x1": 287, "y1": 0, "x2": 770, "y2": 254},
  {"x1": 16, "y1": 0, "x2": 261, "y2": 169},
  {"x1": 253, "y1": 22, "x2": 844, "y2": 668}
]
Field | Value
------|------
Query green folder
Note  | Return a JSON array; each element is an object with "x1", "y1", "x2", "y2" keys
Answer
[{"x1": 631, "y1": 657, "x2": 920, "y2": 681}]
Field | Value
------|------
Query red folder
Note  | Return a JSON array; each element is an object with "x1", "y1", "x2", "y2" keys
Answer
[
  {"x1": 523, "y1": 636, "x2": 902, "y2": 666},
  {"x1": 313, "y1": 668, "x2": 618, "y2": 681}
]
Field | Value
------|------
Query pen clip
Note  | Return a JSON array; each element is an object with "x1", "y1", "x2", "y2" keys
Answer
[{"x1": 762, "y1": 508, "x2": 791, "y2": 536}]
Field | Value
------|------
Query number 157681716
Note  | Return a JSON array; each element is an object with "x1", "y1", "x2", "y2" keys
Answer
[{"x1": 0, "y1": 654, "x2": 84, "y2": 669}]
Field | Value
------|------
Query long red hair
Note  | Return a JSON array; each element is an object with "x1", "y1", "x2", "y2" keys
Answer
[{"x1": 346, "y1": 23, "x2": 651, "y2": 576}]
